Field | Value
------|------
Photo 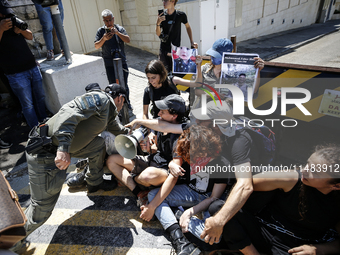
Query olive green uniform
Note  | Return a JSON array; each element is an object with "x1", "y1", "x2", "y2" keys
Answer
[{"x1": 24, "y1": 89, "x2": 128, "y2": 235}]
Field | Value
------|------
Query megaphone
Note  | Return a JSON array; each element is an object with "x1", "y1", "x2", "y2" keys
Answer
[{"x1": 114, "y1": 127, "x2": 149, "y2": 159}]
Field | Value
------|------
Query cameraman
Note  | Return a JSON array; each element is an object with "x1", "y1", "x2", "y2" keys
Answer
[
  {"x1": 0, "y1": 0, "x2": 47, "y2": 128},
  {"x1": 94, "y1": 9, "x2": 132, "y2": 108}
]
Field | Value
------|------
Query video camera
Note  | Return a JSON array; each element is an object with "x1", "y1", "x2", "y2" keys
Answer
[{"x1": 0, "y1": 14, "x2": 28, "y2": 30}]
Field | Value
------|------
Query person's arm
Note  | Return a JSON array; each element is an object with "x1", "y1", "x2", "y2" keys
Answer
[
  {"x1": 253, "y1": 57, "x2": 264, "y2": 94},
  {"x1": 140, "y1": 159, "x2": 181, "y2": 221},
  {"x1": 200, "y1": 162, "x2": 253, "y2": 245},
  {"x1": 143, "y1": 105, "x2": 149, "y2": 119},
  {"x1": 94, "y1": 30, "x2": 113, "y2": 49},
  {"x1": 180, "y1": 183, "x2": 227, "y2": 232},
  {"x1": 184, "y1": 22, "x2": 197, "y2": 49},
  {"x1": 112, "y1": 25, "x2": 130, "y2": 43},
  {"x1": 14, "y1": 27, "x2": 33, "y2": 40},
  {"x1": 252, "y1": 170, "x2": 298, "y2": 192},
  {"x1": 125, "y1": 118, "x2": 184, "y2": 134},
  {"x1": 0, "y1": 18, "x2": 12, "y2": 42},
  {"x1": 155, "y1": 12, "x2": 165, "y2": 37},
  {"x1": 289, "y1": 221, "x2": 340, "y2": 254}
]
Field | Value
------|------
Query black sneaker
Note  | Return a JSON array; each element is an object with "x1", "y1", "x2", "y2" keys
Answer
[
  {"x1": 0, "y1": 138, "x2": 12, "y2": 149},
  {"x1": 67, "y1": 166, "x2": 87, "y2": 188},
  {"x1": 75, "y1": 158, "x2": 88, "y2": 169},
  {"x1": 87, "y1": 179, "x2": 118, "y2": 193}
]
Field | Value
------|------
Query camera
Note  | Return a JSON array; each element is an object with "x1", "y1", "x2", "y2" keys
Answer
[
  {"x1": 1, "y1": 14, "x2": 28, "y2": 30},
  {"x1": 105, "y1": 27, "x2": 111, "y2": 34},
  {"x1": 159, "y1": 32, "x2": 169, "y2": 43},
  {"x1": 111, "y1": 48, "x2": 121, "y2": 58}
]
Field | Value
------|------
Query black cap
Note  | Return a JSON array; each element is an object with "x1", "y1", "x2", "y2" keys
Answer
[
  {"x1": 85, "y1": 83, "x2": 101, "y2": 92},
  {"x1": 104, "y1": 83, "x2": 127, "y2": 101},
  {"x1": 155, "y1": 94, "x2": 186, "y2": 114},
  {"x1": 0, "y1": 0, "x2": 14, "y2": 15}
]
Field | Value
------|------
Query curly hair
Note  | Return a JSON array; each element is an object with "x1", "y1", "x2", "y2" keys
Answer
[
  {"x1": 176, "y1": 125, "x2": 222, "y2": 163},
  {"x1": 298, "y1": 144, "x2": 340, "y2": 220}
]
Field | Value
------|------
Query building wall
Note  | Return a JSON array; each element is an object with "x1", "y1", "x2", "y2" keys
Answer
[{"x1": 228, "y1": 0, "x2": 321, "y2": 42}]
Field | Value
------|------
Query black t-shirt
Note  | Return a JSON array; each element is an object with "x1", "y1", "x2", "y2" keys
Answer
[
  {"x1": 179, "y1": 156, "x2": 233, "y2": 195},
  {"x1": 143, "y1": 78, "x2": 178, "y2": 118},
  {"x1": 160, "y1": 10, "x2": 188, "y2": 52},
  {"x1": 0, "y1": 30, "x2": 36, "y2": 74},
  {"x1": 94, "y1": 25, "x2": 127, "y2": 67},
  {"x1": 259, "y1": 178, "x2": 340, "y2": 240},
  {"x1": 223, "y1": 129, "x2": 261, "y2": 168}
]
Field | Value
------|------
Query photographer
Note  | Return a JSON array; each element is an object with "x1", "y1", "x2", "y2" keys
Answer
[
  {"x1": 156, "y1": 0, "x2": 197, "y2": 72},
  {"x1": 0, "y1": 0, "x2": 47, "y2": 128},
  {"x1": 94, "y1": 9, "x2": 132, "y2": 108}
]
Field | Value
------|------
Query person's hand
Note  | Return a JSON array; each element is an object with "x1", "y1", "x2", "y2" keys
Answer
[
  {"x1": 125, "y1": 119, "x2": 141, "y2": 131},
  {"x1": 156, "y1": 13, "x2": 165, "y2": 26},
  {"x1": 288, "y1": 245, "x2": 317, "y2": 255},
  {"x1": 103, "y1": 30, "x2": 113, "y2": 41},
  {"x1": 13, "y1": 26, "x2": 22, "y2": 34},
  {"x1": 191, "y1": 42, "x2": 198, "y2": 49},
  {"x1": 55, "y1": 151, "x2": 71, "y2": 170},
  {"x1": 140, "y1": 204, "x2": 155, "y2": 222},
  {"x1": 200, "y1": 216, "x2": 223, "y2": 245},
  {"x1": 179, "y1": 208, "x2": 193, "y2": 233},
  {"x1": 0, "y1": 18, "x2": 12, "y2": 32},
  {"x1": 254, "y1": 57, "x2": 265, "y2": 71},
  {"x1": 112, "y1": 26, "x2": 118, "y2": 35},
  {"x1": 168, "y1": 161, "x2": 185, "y2": 177},
  {"x1": 195, "y1": 55, "x2": 202, "y2": 66}
]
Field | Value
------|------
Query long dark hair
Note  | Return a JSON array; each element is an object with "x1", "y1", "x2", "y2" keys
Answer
[
  {"x1": 145, "y1": 60, "x2": 168, "y2": 87},
  {"x1": 298, "y1": 144, "x2": 340, "y2": 220}
]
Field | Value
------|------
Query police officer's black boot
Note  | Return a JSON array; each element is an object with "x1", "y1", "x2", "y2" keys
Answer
[
  {"x1": 67, "y1": 159, "x2": 89, "y2": 188},
  {"x1": 169, "y1": 226, "x2": 201, "y2": 255}
]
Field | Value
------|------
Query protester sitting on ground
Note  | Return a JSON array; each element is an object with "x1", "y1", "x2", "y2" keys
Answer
[
  {"x1": 107, "y1": 94, "x2": 188, "y2": 206},
  {"x1": 127, "y1": 100, "x2": 268, "y2": 246},
  {"x1": 140, "y1": 125, "x2": 231, "y2": 255},
  {"x1": 208, "y1": 144, "x2": 340, "y2": 255}
]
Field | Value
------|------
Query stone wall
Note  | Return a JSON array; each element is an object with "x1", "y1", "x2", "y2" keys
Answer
[
  {"x1": 7, "y1": 0, "x2": 56, "y2": 59},
  {"x1": 120, "y1": 0, "x2": 160, "y2": 55}
]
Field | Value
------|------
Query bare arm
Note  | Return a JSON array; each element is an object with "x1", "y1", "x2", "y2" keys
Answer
[
  {"x1": 200, "y1": 162, "x2": 254, "y2": 245},
  {"x1": 112, "y1": 26, "x2": 130, "y2": 43},
  {"x1": 143, "y1": 105, "x2": 149, "y2": 120},
  {"x1": 180, "y1": 183, "x2": 227, "y2": 232},
  {"x1": 140, "y1": 159, "x2": 181, "y2": 221},
  {"x1": 253, "y1": 57, "x2": 264, "y2": 94},
  {"x1": 184, "y1": 23, "x2": 197, "y2": 48},
  {"x1": 252, "y1": 170, "x2": 298, "y2": 192},
  {"x1": 14, "y1": 27, "x2": 33, "y2": 40},
  {"x1": 155, "y1": 13, "x2": 165, "y2": 37},
  {"x1": 0, "y1": 18, "x2": 12, "y2": 42},
  {"x1": 125, "y1": 118, "x2": 184, "y2": 134},
  {"x1": 94, "y1": 31, "x2": 113, "y2": 49}
]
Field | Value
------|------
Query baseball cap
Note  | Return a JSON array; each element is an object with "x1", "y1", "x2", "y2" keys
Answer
[
  {"x1": 0, "y1": 0, "x2": 14, "y2": 15},
  {"x1": 191, "y1": 101, "x2": 235, "y2": 136},
  {"x1": 104, "y1": 83, "x2": 127, "y2": 101},
  {"x1": 155, "y1": 94, "x2": 186, "y2": 114},
  {"x1": 85, "y1": 83, "x2": 101, "y2": 92},
  {"x1": 205, "y1": 38, "x2": 233, "y2": 60}
]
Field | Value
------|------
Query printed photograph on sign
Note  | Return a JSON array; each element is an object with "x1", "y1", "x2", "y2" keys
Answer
[
  {"x1": 172, "y1": 44, "x2": 197, "y2": 74},
  {"x1": 220, "y1": 53, "x2": 259, "y2": 101}
]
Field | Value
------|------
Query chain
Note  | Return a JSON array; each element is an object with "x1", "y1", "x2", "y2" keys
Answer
[{"x1": 122, "y1": 67, "x2": 147, "y2": 80}]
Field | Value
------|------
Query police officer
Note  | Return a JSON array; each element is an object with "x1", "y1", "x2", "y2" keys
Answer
[{"x1": 24, "y1": 83, "x2": 129, "y2": 236}]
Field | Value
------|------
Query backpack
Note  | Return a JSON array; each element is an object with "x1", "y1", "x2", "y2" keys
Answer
[{"x1": 235, "y1": 116, "x2": 276, "y2": 164}]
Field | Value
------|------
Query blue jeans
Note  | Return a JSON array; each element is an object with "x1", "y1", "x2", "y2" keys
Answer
[
  {"x1": 148, "y1": 184, "x2": 210, "y2": 240},
  {"x1": 6, "y1": 66, "x2": 47, "y2": 128},
  {"x1": 34, "y1": 0, "x2": 64, "y2": 50}
]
